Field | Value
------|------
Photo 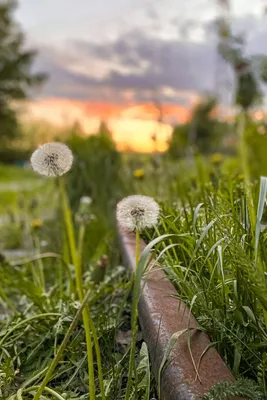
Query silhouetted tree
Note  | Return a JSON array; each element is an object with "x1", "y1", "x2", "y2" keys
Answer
[
  {"x1": 0, "y1": 0, "x2": 46, "y2": 145},
  {"x1": 216, "y1": 18, "x2": 266, "y2": 111},
  {"x1": 168, "y1": 96, "x2": 228, "y2": 157},
  {"x1": 98, "y1": 119, "x2": 112, "y2": 137}
]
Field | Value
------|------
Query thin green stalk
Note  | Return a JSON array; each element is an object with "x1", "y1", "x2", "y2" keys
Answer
[
  {"x1": 20, "y1": 366, "x2": 49, "y2": 389},
  {"x1": 32, "y1": 287, "x2": 92, "y2": 400},
  {"x1": 135, "y1": 230, "x2": 140, "y2": 267},
  {"x1": 58, "y1": 260, "x2": 63, "y2": 298},
  {"x1": 238, "y1": 112, "x2": 256, "y2": 233},
  {"x1": 58, "y1": 177, "x2": 95, "y2": 400},
  {"x1": 62, "y1": 234, "x2": 75, "y2": 297},
  {"x1": 30, "y1": 263, "x2": 40, "y2": 287},
  {"x1": 125, "y1": 230, "x2": 141, "y2": 400},
  {"x1": 77, "y1": 224, "x2": 86, "y2": 267},
  {"x1": 24, "y1": 385, "x2": 65, "y2": 400},
  {"x1": 33, "y1": 235, "x2": 45, "y2": 291},
  {"x1": 88, "y1": 313, "x2": 106, "y2": 399},
  {"x1": 75, "y1": 241, "x2": 106, "y2": 400},
  {"x1": 64, "y1": 200, "x2": 106, "y2": 400},
  {"x1": 58, "y1": 178, "x2": 79, "y2": 270}
]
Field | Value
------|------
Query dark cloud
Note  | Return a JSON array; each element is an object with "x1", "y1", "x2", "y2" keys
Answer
[
  {"x1": 36, "y1": 33, "x2": 217, "y2": 101},
  {"x1": 72, "y1": 31, "x2": 144, "y2": 69},
  {"x1": 34, "y1": 15, "x2": 267, "y2": 102}
]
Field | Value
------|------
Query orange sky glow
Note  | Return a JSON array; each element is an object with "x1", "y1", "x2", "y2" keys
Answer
[{"x1": 21, "y1": 98, "x2": 192, "y2": 152}]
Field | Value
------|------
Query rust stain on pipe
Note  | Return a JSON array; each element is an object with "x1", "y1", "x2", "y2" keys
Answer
[{"x1": 118, "y1": 227, "x2": 243, "y2": 400}]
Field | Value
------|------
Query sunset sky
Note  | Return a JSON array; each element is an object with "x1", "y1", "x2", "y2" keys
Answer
[
  {"x1": 15, "y1": 0, "x2": 267, "y2": 105},
  {"x1": 12, "y1": 1, "x2": 267, "y2": 152}
]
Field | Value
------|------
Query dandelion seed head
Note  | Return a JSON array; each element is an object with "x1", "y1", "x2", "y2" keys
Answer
[
  {"x1": 116, "y1": 195, "x2": 160, "y2": 232},
  {"x1": 30, "y1": 142, "x2": 73, "y2": 177},
  {"x1": 80, "y1": 196, "x2": 92, "y2": 205}
]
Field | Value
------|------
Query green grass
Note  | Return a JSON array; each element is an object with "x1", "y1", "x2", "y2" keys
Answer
[
  {"x1": 2, "y1": 134, "x2": 267, "y2": 399},
  {"x1": 0, "y1": 163, "x2": 54, "y2": 215},
  {"x1": 0, "y1": 163, "x2": 38, "y2": 182},
  {"x1": 0, "y1": 163, "x2": 157, "y2": 400},
  {"x1": 144, "y1": 156, "x2": 267, "y2": 398},
  {"x1": 0, "y1": 163, "x2": 57, "y2": 251},
  {"x1": 0, "y1": 253, "x2": 155, "y2": 399}
]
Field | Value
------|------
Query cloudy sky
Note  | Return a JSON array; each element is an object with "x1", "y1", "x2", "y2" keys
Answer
[{"x1": 15, "y1": 0, "x2": 267, "y2": 105}]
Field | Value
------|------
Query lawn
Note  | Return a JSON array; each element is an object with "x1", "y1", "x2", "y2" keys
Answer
[
  {"x1": 0, "y1": 163, "x2": 54, "y2": 214},
  {"x1": 0, "y1": 154, "x2": 157, "y2": 400},
  {"x1": 0, "y1": 132, "x2": 267, "y2": 400},
  {"x1": 145, "y1": 158, "x2": 267, "y2": 398}
]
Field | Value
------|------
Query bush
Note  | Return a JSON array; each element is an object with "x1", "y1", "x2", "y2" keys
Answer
[
  {"x1": 244, "y1": 118, "x2": 267, "y2": 179},
  {"x1": 66, "y1": 132, "x2": 125, "y2": 219},
  {"x1": 0, "y1": 147, "x2": 31, "y2": 164},
  {"x1": 168, "y1": 97, "x2": 232, "y2": 158}
]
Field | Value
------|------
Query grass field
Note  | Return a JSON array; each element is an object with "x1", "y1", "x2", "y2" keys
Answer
[
  {"x1": 0, "y1": 133, "x2": 267, "y2": 399},
  {"x1": 0, "y1": 163, "x2": 56, "y2": 251},
  {"x1": 0, "y1": 164, "x2": 48, "y2": 214},
  {"x1": 0, "y1": 158, "x2": 157, "y2": 400}
]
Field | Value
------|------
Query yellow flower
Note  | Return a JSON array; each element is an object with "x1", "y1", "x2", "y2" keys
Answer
[
  {"x1": 237, "y1": 174, "x2": 244, "y2": 181},
  {"x1": 133, "y1": 169, "x2": 145, "y2": 179},
  {"x1": 31, "y1": 219, "x2": 43, "y2": 229},
  {"x1": 210, "y1": 153, "x2": 223, "y2": 165}
]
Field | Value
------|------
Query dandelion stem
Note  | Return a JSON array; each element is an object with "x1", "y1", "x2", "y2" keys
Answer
[
  {"x1": 125, "y1": 229, "x2": 141, "y2": 400},
  {"x1": 32, "y1": 288, "x2": 91, "y2": 400},
  {"x1": 77, "y1": 224, "x2": 106, "y2": 399},
  {"x1": 88, "y1": 312, "x2": 106, "y2": 400},
  {"x1": 30, "y1": 262, "x2": 40, "y2": 287},
  {"x1": 135, "y1": 230, "x2": 140, "y2": 267},
  {"x1": 62, "y1": 232, "x2": 75, "y2": 297},
  {"x1": 58, "y1": 177, "x2": 95, "y2": 400},
  {"x1": 77, "y1": 224, "x2": 86, "y2": 267},
  {"x1": 33, "y1": 234, "x2": 45, "y2": 292}
]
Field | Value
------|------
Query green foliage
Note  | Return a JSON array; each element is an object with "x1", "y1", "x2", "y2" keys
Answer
[
  {"x1": 243, "y1": 118, "x2": 267, "y2": 179},
  {"x1": 0, "y1": 102, "x2": 19, "y2": 142},
  {"x1": 260, "y1": 57, "x2": 267, "y2": 83},
  {"x1": 167, "y1": 123, "x2": 190, "y2": 158},
  {"x1": 2, "y1": 116, "x2": 267, "y2": 399},
  {"x1": 203, "y1": 378, "x2": 264, "y2": 400},
  {"x1": 145, "y1": 156, "x2": 267, "y2": 397},
  {"x1": 217, "y1": 21, "x2": 267, "y2": 110},
  {"x1": 0, "y1": 146, "x2": 31, "y2": 164},
  {"x1": 0, "y1": 255, "x2": 142, "y2": 399},
  {"x1": 0, "y1": 171, "x2": 156, "y2": 399},
  {"x1": 235, "y1": 67, "x2": 262, "y2": 110},
  {"x1": 0, "y1": 0, "x2": 46, "y2": 145},
  {"x1": 168, "y1": 96, "x2": 230, "y2": 157},
  {"x1": 66, "y1": 132, "x2": 125, "y2": 218},
  {"x1": 0, "y1": 163, "x2": 37, "y2": 181}
]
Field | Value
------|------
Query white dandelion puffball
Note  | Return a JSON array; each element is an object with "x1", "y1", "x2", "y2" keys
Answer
[
  {"x1": 80, "y1": 196, "x2": 92, "y2": 205},
  {"x1": 116, "y1": 195, "x2": 160, "y2": 232},
  {"x1": 31, "y1": 142, "x2": 73, "y2": 177}
]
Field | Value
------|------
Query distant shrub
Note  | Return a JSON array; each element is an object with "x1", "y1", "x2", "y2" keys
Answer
[
  {"x1": 244, "y1": 118, "x2": 267, "y2": 179},
  {"x1": 168, "y1": 97, "x2": 232, "y2": 158},
  {"x1": 0, "y1": 147, "x2": 31, "y2": 164},
  {"x1": 66, "y1": 132, "x2": 124, "y2": 218}
]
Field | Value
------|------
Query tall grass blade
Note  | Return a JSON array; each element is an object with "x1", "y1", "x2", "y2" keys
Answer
[{"x1": 255, "y1": 176, "x2": 267, "y2": 261}]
